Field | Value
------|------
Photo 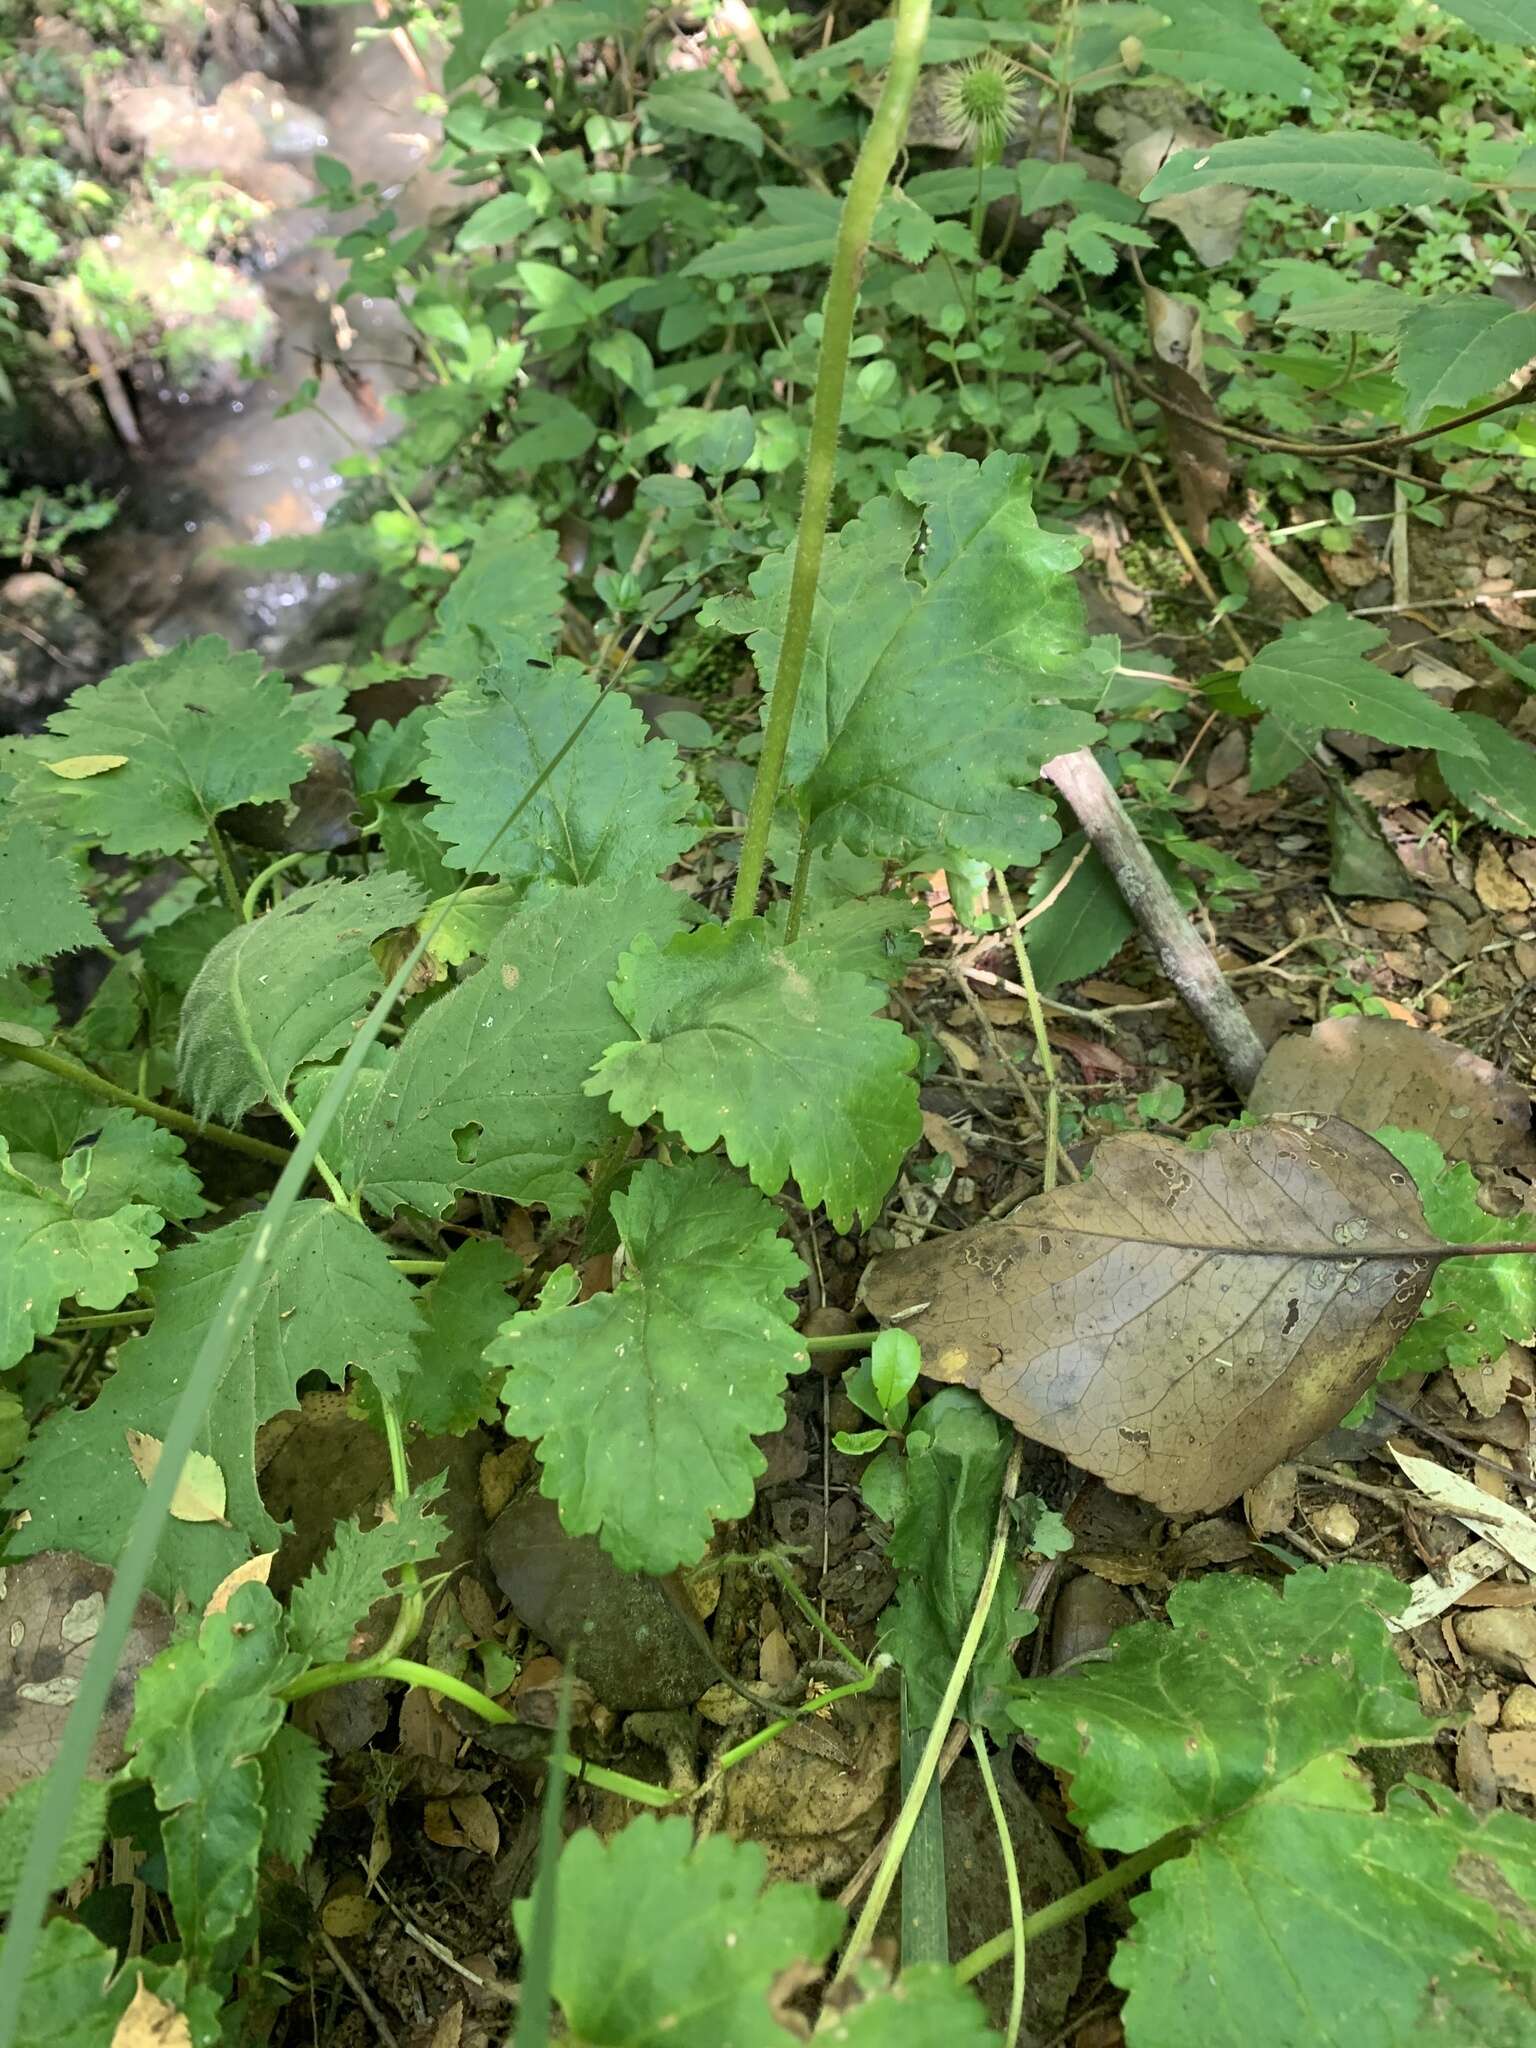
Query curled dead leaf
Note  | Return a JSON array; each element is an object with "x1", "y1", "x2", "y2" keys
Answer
[
  {"x1": 862, "y1": 1116, "x2": 1524, "y2": 1516},
  {"x1": 124, "y1": 1431, "x2": 227, "y2": 1525},
  {"x1": 110, "y1": 1976, "x2": 191, "y2": 2048},
  {"x1": 202, "y1": 1551, "x2": 276, "y2": 1619}
]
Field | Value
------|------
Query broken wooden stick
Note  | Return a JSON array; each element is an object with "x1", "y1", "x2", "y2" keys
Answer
[{"x1": 1042, "y1": 746, "x2": 1266, "y2": 1097}]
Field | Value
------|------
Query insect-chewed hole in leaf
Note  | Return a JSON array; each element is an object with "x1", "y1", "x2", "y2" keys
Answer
[{"x1": 451, "y1": 1121, "x2": 483, "y2": 1167}]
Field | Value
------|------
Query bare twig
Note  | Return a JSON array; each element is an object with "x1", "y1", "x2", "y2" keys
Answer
[{"x1": 1042, "y1": 749, "x2": 1266, "y2": 1096}]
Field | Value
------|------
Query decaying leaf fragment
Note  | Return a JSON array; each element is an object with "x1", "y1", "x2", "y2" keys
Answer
[{"x1": 863, "y1": 1116, "x2": 1517, "y2": 1515}]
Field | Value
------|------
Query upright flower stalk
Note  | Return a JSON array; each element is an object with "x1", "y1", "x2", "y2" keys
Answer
[{"x1": 729, "y1": 0, "x2": 933, "y2": 922}]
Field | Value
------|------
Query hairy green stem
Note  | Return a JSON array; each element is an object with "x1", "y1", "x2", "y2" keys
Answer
[
  {"x1": 205, "y1": 820, "x2": 245, "y2": 920},
  {"x1": 832, "y1": 1441, "x2": 1023, "y2": 1986},
  {"x1": 728, "y1": 0, "x2": 932, "y2": 922},
  {"x1": 759, "y1": 1553, "x2": 872, "y2": 1678},
  {"x1": 0, "y1": 1036, "x2": 292, "y2": 1166},
  {"x1": 783, "y1": 823, "x2": 815, "y2": 943},
  {"x1": 954, "y1": 1829, "x2": 1194, "y2": 1985},
  {"x1": 971, "y1": 1732, "x2": 1025, "y2": 2047},
  {"x1": 241, "y1": 849, "x2": 308, "y2": 921}
]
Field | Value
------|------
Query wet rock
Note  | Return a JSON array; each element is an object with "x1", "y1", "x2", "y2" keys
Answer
[
  {"x1": 483, "y1": 1495, "x2": 719, "y2": 1710},
  {"x1": 0, "y1": 573, "x2": 114, "y2": 730}
]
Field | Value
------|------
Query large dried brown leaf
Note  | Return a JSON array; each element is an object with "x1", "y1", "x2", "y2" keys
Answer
[
  {"x1": 862, "y1": 1116, "x2": 1520, "y2": 1515},
  {"x1": 1249, "y1": 1017, "x2": 1536, "y2": 1171}
]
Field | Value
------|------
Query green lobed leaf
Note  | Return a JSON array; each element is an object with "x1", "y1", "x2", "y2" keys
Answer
[
  {"x1": 1377, "y1": 1128, "x2": 1536, "y2": 1376},
  {"x1": 410, "y1": 1238, "x2": 522, "y2": 1432},
  {"x1": 1438, "y1": 712, "x2": 1536, "y2": 836},
  {"x1": 11, "y1": 1923, "x2": 197, "y2": 2048},
  {"x1": 259, "y1": 1723, "x2": 329, "y2": 1871},
  {"x1": 415, "y1": 501, "x2": 566, "y2": 673},
  {"x1": 335, "y1": 877, "x2": 686, "y2": 1222},
  {"x1": 0, "y1": 1108, "x2": 205, "y2": 1371},
  {"x1": 706, "y1": 453, "x2": 1098, "y2": 869},
  {"x1": 0, "y1": 793, "x2": 102, "y2": 974},
  {"x1": 511, "y1": 1814, "x2": 842, "y2": 2045},
  {"x1": 177, "y1": 872, "x2": 425, "y2": 1123},
  {"x1": 1111, "y1": 1764, "x2": 1536, "y2": 2048},
  {"x1": 879, "y1": 1389, "x2": 1023, "y2": 1739},
  {"x1": 1396, "y1": 296, "x2": 1536, "y2": 428},
  {"x1": 495, "y1": 1158, "x2": 806, "y2": 1573},
  {"x1": 422, "y1": 653, "x2": 695, "y2": 888},
  {"x1": 1141, "y1": 131, "x2": 1475, "y2": 211},
  {"x1": 7, "y1": 1203, "x2": 423, "y2": 1601},
  {"x1": 0, "y1": 1779, "x2": 109, "y2": 1912},
  {"x1": 590, "y1": 917, "x2": 921, "y2": 1232},
  {"x1": 286, "y1": 1475, "x2": 447, "y2": 1664},
  {"x1": 1010, "y1": 1565, "x2": 1424, "y2": 1850},
  {"x1": 824, "y1": 1968, "x2": 1001, "y2": 2045},
  {"x1": 127, "y1": 1583, "x2": 301, "y2": 1980},
  {"x1": 1, "y1": 638, "x2": 349, "y2": 859},
  {"x1": 1236, "y1": 608, "x2": 1481, "y2": 757}
]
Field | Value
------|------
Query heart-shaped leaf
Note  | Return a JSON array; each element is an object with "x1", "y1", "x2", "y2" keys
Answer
[{"x1": 861, "y1": 1116, "x2": 1536, "y2": 1515}]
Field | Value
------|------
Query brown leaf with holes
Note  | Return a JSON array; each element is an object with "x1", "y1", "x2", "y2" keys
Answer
[
  {"x1": 1249, "y1": 1016, "x2": 1536, "y2": 1170},
  {"x1": 862, "y1": 1117, "x2": 1479, "y2": 1516}
]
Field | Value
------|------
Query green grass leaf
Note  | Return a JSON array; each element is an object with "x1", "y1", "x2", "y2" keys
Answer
[
  {"x1": 1141, "y1": 131, "x2": 1474, "y2": 211},
  {"x1": 1396, "y1": 296, "x2": 1536, "y2": 427},
  {"x1": 495, "y1": 1158, "x2": 805, "y2": 1573},
  {"x1": 590, "y1": 918, "x2": 921, "y2": 1231},
  {"x1": 1438, "y1": 711, "x2": 1536, "y2": 835},
  {"x1": 287, "y1": 1476, "x2": 446, "y2": 1663},
  {"x1": 1236, "y1": 608, "x2": 1480, "y2": 756},
  {"x1": 510, "y1": 1814, "x2": 842, "y2": 2043},
  {"x1": 2, "y1": 638, "x2": 348, "y2": 859},
  {"x1": 1377, "y1": 1127, "x2": 1536, "y2": 1375},
  {"x1": 177, "y1": 872, "x2": 424, "y2": 1122},
  {"x1": 423, "y1": 654, "x2": 694, "y2": 888},
  {"x1": 0, "y1": 1109, "x2": 204, "y2": 1370},
  {"x1": 7, "y1": 1204, "x2": 423, "y2": 1601},
  {"x1": 707, "y1": 453, "x2": 1097, "y2": 867},
  {"x1": 338, "y1": 878, "x2": 686, "y2": 1222}
]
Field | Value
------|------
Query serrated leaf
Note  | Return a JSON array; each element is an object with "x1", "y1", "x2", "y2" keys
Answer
[
  {"x1": 259, "y1": 1723, "x2": 329, "y2": 1870},
  {"x1": 287, "y1": 1476, "x2": 447, "y2": 1663},
  {"x1": 0, "y1": 1776, "x2": 109, "y2": 1912},
  {"x1": 0, "y1": 1108, "x2": 204, "y2": 1370},
  {"x1": 7, "y1": 1204, "x2": 423, "y2": 1601},
  {"x1": 826, "y1": 1968, "x2": 1000, "y2": 2045},
  {"x1": 0, "y1": 798, "x2": 103, "y2": 974},
  {"x1": 412, "y1": 1239, "x2": 522, "y2": 1431},
  {"x1": 416, "y1": 502, "x2": 565, "y2": 673},
  {"x1": 1023, "y1": 834, "x2": 1135, "y2": 989},
  {"x1": 1396, "y1": 296, "x2": 1536, "y2": 427},
  {"x1": 879, "y1": 1389, "x2": 1022, "y2": 1738},
  {"x1": 644, "y1": 77, "x2": 764, "y2": 155},
  {"x1": 1012, "y1": 1566, "x2": 1423, "y2": 1846},
  {"x1": 337, "y1": 878, "x2": 686, "y2": 1222},
  {"x1": 1137, "y1": 0, "x2": 1318, "y2": 101},
  {"x1": 1012, "y1": 1569, "x2": 1536, "y2": 2045},
  {"x1": 704, "y1": 453, "x2": 1096, "y2": 868},
  {"x1": 495, "y1": 1159, "x2": 805, "y2": 1572},
  {"x1": 13, "y1": 1922, "x2": 174, "y2": 2048},
  {"x1": 1141, "y1": 131, "x2": 1474, "y2": 211},
  {"x1": 1439, "y1": 711, "x2": 1536, "y2": 835},
  {"x1": 423, "y1": 654, "x2": 694, "y2": 887},
  {"x1": 1236, "y1": 608, "x2": 1480, "y2": 756},
  {"x1": 177, "y1": 872, "x2": 425, "y2": 1122},
  {"x1": 125, "y1": 1434, "x2": 227, "y2": 1525},
  {"x1": 511, "y1": 1814, "x2": 842, "y2": 2045},
  {"x1": 590, "y1": 918, "x2": 921, "y2": 1231},
  {"x1": 1377, "y1": 1128, "x2": 1536, "y2": 1375},
  {"x1": 127, "y1": 1583, "x2": 298, "y2": 1977},
  {"x1": 2, "y1": 638, "x2": 348, "y2": 859}
]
